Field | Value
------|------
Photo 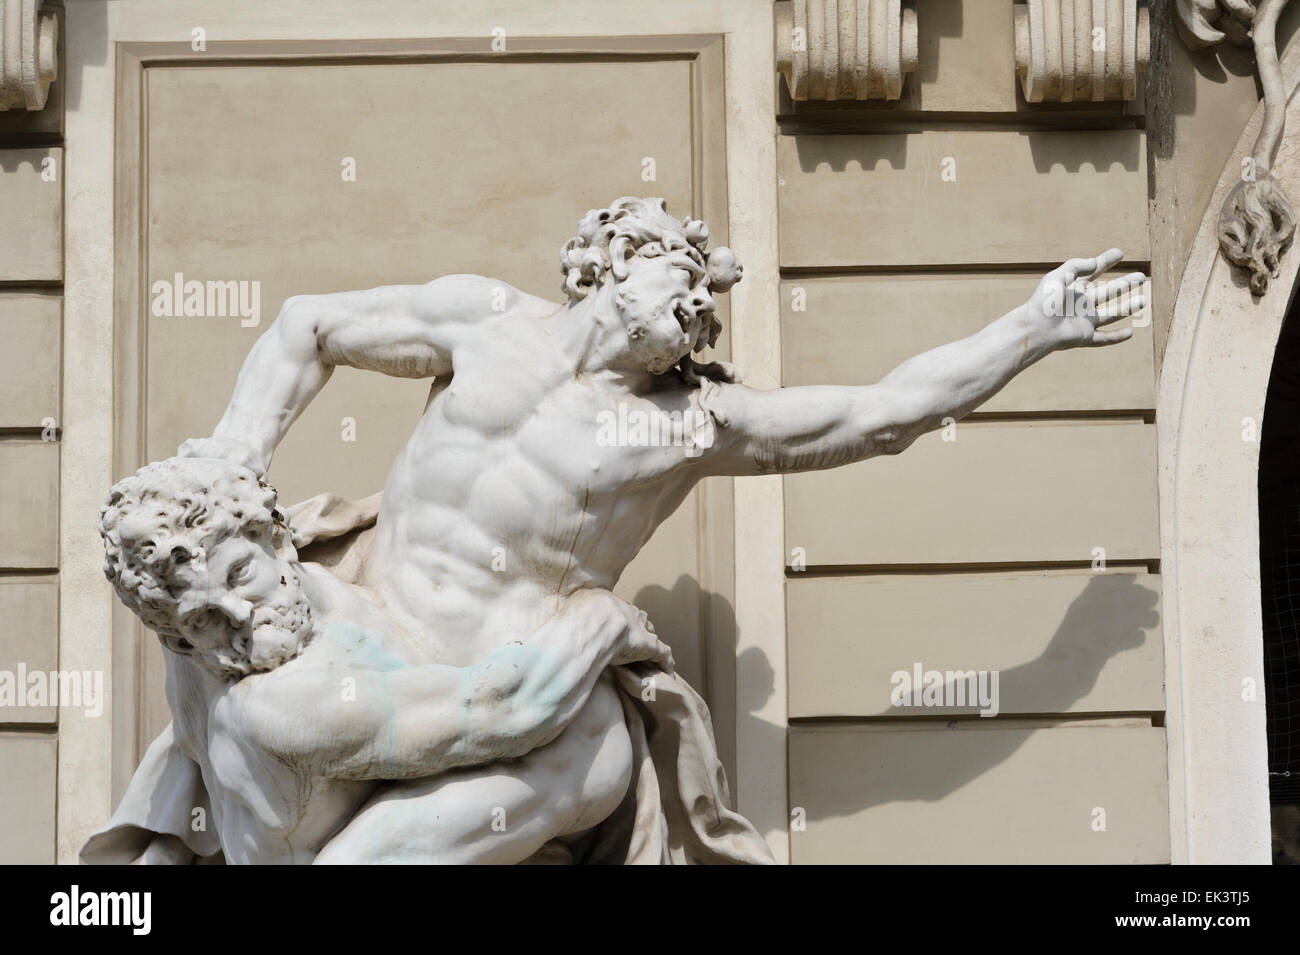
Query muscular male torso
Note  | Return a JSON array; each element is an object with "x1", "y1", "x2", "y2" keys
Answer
[{"x1": 361, "y1": 282, "x2": 712, "y2": 666}]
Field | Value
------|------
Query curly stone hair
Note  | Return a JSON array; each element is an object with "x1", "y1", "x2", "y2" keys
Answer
[
  {"x1": 559, "y1": 197, "x2": 743, "y2": 346},
  {"x1": 99, "y1": 456, "x2": 291, "y2": 643}
]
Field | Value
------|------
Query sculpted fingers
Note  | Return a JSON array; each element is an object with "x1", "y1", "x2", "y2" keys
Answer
[
  {"x1": 1094, "y1": 292, "x2": 1147, "y2": 324},
  {"x1": 1078, "y1": 270, "x2": 1146, "y2": 328},
  {"x1": 1077, "y1": 258, "x2": 1141, "y2": 342},
  {"x1": 563, "y1": 589, "x2": 638, "y2": 639},
  {"x1": 1059, "y1": 248, "x2": 1121, "y2": 285},
  {"x1": 611, "y1": 616, "x2": 672, "y2": 668},
  {"x1": 1084, "y1": 248, "x2": 1124, "y2": 281},
  {"x1": 176, "y1": 436, "x2": 265, "y2": 475},
  {"x1": 1053, "y1": 258, "x2": 1090, "y2": 286},
  {"x1": 612, "y1": 598, "x2": 654, "y2": 638},
  {"x1": 628, "y1": 607, "x2": 672, "y2": 666},
  {"x1": 1088, "y1": 327, "x2": 1134, "y2": 347},
  {"x1": 1087, "y1": 271, "x2": 1145, "y2": 307}
]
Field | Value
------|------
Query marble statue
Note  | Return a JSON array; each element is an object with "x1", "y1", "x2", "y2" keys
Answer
[{"x1": 83, "y1": 197, "x2": 1146, "y2": 864}]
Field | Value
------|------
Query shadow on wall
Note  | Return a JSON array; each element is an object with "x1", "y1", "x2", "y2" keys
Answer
[
  {"x1": 801, "y1": 572, "x2": 1159, "y2": 824},
  {"x1": 634, "y1": 573, "x2": 1160, "y2": 837},
  {"x1": 1022, "y1": 129, "x2": 1144, "y2": 173},
  {"x1": 917, "y1": 0, "x2": 963, "y2": 88},
  {"x1": 0, "y1": 151, "x2": 55, "y2": 173},
  {"x1": 1145, "y1": 0, "x2": 1300, "y2": 189},
  {"x1": 632, "y1": 575, "x2": 785, "y2": 839},
  {"x1": 792, "y1": 133, "x2": 909, "y2": 173},
  {"x1": 789, "y1": 125, "x2": 1143, "y2": 179},
  {"x1": 632, "y1": 574, "x2": 719, "y2": 696},
  {"x1": 61, "y1": 0, "x2": 109, "y2": 110}
]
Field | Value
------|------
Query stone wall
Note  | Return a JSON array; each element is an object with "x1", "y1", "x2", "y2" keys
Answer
[{"x1": 0, "y1": 0, "x2": 63, "y2": 864}]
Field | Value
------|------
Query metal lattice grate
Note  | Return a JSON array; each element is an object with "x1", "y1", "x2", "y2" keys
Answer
[{"x1": 1262, "y1": 487, "x2": 1300, "y2": 801}]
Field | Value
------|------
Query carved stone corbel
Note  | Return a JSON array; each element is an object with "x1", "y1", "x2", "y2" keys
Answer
[
  {"x1": 1178, "y1": 0, "x2": 1296, "y2": 293},
  {"x1": 1014, "y1": 0, "x2": 1151, "y2": 102},
  {"x1": 0, "y1": 0, "x2": 57, "y2": 111},
  {"x1": 775, "y1": 0, "x2": 919, "y2": 101}
]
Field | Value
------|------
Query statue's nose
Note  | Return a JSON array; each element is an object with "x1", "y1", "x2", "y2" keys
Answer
[
  {"x1": 216, "y1": 594, "x2": 253, "y2": 628},
  {"x1": 178, "y1": 589, "x2": 251, "y2": 630}
]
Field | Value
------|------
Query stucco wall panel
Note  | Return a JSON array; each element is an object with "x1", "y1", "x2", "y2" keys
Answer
[
  {"x1": 0, "y1": 735, "x2": 56, "y2": 863},
  {"x1": 0, "y1": 147, "x2": 61, "y2": 282},
  {"x1": 788, "y1": 569, "x2": 1163, "y2": 718},
  {"x1": 0, "y1": 442, "x2": 58, "y2": 569},
  {"x1": 780, "y1": 272, "x2": 1155, "y2": 412},
  {"x1": 790, "y1": 720, "x2": 1170, "y2": 863},
  {"x1": 785, "y1": 421, "x2": 1158, "y2": 566},
  {"x1": 777, "y1": 130, "x2": 1149, "y2": 268}
]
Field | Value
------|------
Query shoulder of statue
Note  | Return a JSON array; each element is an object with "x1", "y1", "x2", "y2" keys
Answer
[{"x1": 677, "y1": 357, "x2": 741, "y2": 429}]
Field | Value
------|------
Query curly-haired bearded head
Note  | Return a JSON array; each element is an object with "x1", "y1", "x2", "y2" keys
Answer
[
  {"x1": 560, "y1": 197, "x2": 743, "y2": 376},
  {"x1": 99, "y1": 457, "x2": 312, "y2": 680}
]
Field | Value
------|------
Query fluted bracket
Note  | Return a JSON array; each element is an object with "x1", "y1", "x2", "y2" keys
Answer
[
  {"x1": 776, "y1": 0, "x2": 918, "y2": 102},
  {"x1": 1015, "y1": 0, "x2": 1151, "y2": 103},
  {"x1": 0, "y1": 0, "x2": 57, "y2": 111}
]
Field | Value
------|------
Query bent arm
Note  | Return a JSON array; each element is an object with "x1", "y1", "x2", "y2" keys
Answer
[
  {"x1": 193, "y1": 275, "x2": 510, "y2": 472},
  {"x1": 250, "y1": 591, "x2": 661, "y2": 781}
]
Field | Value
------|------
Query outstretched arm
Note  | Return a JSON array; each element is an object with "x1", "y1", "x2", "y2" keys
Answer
[
  {"x1": 703, "y1": 250, "x2": 1145, "y2": 476},
  {"x1": 181, "y1": 275, "x2": 513, "y2": 473},
  {"x1": 245, "y1": 590, "x2": 669, "y2": 781}
]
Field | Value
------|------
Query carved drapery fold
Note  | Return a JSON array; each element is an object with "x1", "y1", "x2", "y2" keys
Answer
[
  {"x1": 0, "y1": 0, "x2": 57, "y2": 111},
  {"x1": 1014, "y1": 0, "x2": 1151, "y2": 102},
  {"x1": 775, "y1": 0, "x2": 919, "y2": 101}
]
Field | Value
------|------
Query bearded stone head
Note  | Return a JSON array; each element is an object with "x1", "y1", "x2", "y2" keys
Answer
[
  {"x1": 99, "y1": 456, "x2": 312, "y2": 680},
  {"x1": 560, "y1": 197, "x2": 743, "y2": 376}
]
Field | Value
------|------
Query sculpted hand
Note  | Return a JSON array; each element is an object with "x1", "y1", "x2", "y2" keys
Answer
[
  {"x1": 176, "y1": 436, "x2": 266, "y2": 476},
  {"x1": 565, "y1": 589, "x2": 673, "y2": 671},
  {"x1": 609, "y1": 600, "x2": 675, "y2": 672},
  {"x1": 1021, "y1": 249, "x2": 1147, "y2": 352}
]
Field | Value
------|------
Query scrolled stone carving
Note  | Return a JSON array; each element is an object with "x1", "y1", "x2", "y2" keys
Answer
[
  {"x1": 1014, "y1": 0, "x2": 1151, "y2": 102},
  {"x1": 0, "y1": 0, "x2": 57, "y2": 111},
  {"x1": 1177, "y1": 0, "x2": 1296, "y2": 293},
  {"x1": 1175, "y1": 0, "x2": 1256, "y2": 48},
  {"x1": 775, "y1": 0, "x2": 919, "y2": 101}
]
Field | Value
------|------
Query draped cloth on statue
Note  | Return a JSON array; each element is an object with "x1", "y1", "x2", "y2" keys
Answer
[{"x1": 81, "y1": 492, "x2": 773, "y2": 865}]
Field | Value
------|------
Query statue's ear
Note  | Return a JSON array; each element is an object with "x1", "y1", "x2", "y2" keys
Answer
[{"x1": 609, "y1": 236, "x2": 633, "y2": 282}]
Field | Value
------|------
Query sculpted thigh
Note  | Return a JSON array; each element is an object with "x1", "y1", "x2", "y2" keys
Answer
[{"x1": 315, "y1": 674, "x2": 633, "y2": 864}]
